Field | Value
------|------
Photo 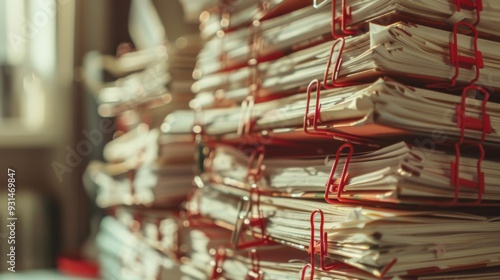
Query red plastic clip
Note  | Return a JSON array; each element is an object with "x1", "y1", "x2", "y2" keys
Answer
[
  {"x1": 300, "y1": 263, "x2": 313, "y2": 280},
  {"x1": 303, "y1": 80, "x2": 372, "y2": 145},
  {"x1": 184, "y1": 190, "x2": 219, "y2": 229},
  {"x1": 325, "y1": 143, "x2": 354, "y2": 203},
  {"x1": 430, "y1": 22, "x2": 483, "y2": 89},
  {"x1": 231, "y1": 187, "x2": 270, "y2": 250},
  {"x1": 237, "y1": 96, "x2": 256, "y2": 137},
  {"x1": 332, "y1": 0, "x2": 356, "y2": 38},
  {"x1": 323, "y1": 38, "x2": 358, "y2": 89},
  {"x1": 456, "y1": 85, "x2": 492, "y2": 144},
  {"x1": 210, "y1": 247, "x2": 226, "y2": 280},
  {"x1": 247, "y1": 146, "x2": 266, "y2": 182},
  {"x1": 313, "y1": 0, "x2": 356, "y2": 38},
  {"x1": 302, "y1": 209, "x2": 340, "y2": 279},
  {"x1": 450, "y1": 144, "x2": 485, "y2": 204},
  {"x1": 246, "y1": 249, "x2": 264, "y2": 280},
  {"x1": 379, "y1": 258, "x2": 398, "y2": 278},
  {"x1": 454, "y1": 0, "x2": 482, "y2": 25},
  {"x1": 450, "y1": 85, "x2": 491, "y2": 204}
]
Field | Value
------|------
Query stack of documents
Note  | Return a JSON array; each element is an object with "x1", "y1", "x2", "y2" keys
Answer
[
  {"x1": 88, "y1": 33, "x2": 201, "y2": 119},
  {"x1": 165, "y1": 78, "x2": 500, "y2": 147},
  {"x1": 83, "y1": 0, "x2": 204, "y2": 278},
  {"x1": 85, "y1": 125, "x2": 194, "y2": 208},
  {"x1": 86, "y1": 0, "x2": 500, "y2": 279},
  {"x1": 187, "y1": 184, "x2": 500, "y2": 279},
  {"x1": 192, "y1": 21, "x2": 500, "y2": 109},
  {"x1": 173, "y1": 0, "x2": 500, "y2": 279},
  {"x1": 96, "y1": 208, "x2": 183, "y2": 280},
  {"x1": 202, "y1": 141, "x2": 500, "y2": 205}
]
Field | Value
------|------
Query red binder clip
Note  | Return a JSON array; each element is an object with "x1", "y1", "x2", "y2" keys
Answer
[
  {"x1": 303, "y1": 80, "x2": 372, "y2": 144},
  {"x1": 313, "y1": 0, "x2": 356, "y2": 38},
  {"x1": 172, "y1": 217, "x2": 184, "y2": 261},
  {"x1": 237, "y1": 96, "x2": 256, "y2": 137},
  {"x1": 210, "y1": 247, "x2": 226, "y2": 280},
  {"x1": 332, "y1": 0, "x2": 356, "y2": 38},
  {"x1": 301, "y1": 209, "x2": 341, "y2": 279},
  {"x1": 247, "y1": 146, "x2": 265, "y2": 183},
  {"x1": 300, "y1": 263, "x2": 313, "y2": 280},
  {"x1": 323, "y1": 38, "x2": 357, "y2": 89},
  {"x1": 456, "y1": 85, "x2": 491, "y2": 143},
  {"x1": 454, "y1": 0, "x2": 482, "y2": 25},
  {"x1": 379, "y1": 259, "x2": 398, "y2": 278},
  {"x1": 325, "y1": 143, "x2": 354, "y2": 203},
  {"x1": 184, "y1": 190, "x2": 218, "y2": 228},
  {"x1": 231, "y1": 187, "x2": 270, "y2": 250},
  {"x1": 430, "y1": 22, "x2": 483, "y2": 89},
  {"x1": 450, "y1": 85, "x2": 491, "y2": 205},
  {"x1": 246, "y1": 249, "x2": 264, "y2": 280}
]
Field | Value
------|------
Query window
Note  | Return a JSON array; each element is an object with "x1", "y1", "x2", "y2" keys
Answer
[{"x1": 0, "y1": 0, "x2": 62, "y2": 146}]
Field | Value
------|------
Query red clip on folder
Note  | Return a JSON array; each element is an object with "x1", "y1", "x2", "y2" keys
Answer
[
  {"x1": 232, "y1": 187, "x2": 271, "y2": 250},
  {"x1": 323, "y1": 38, "x2": 358, "y2": 89},
  {"x1": 246, "y1": 249, "x2": 264, "y2": 280},
  {"x1": 325, "y1": 143, "x2": 354, "y2": 204},
  {"x1": 454, "y1": 0, "x2": 482, "y2": 25},
  {"x1": 300, "y1": 209, "x2": 341, "y2": 280},
  {"x1": 450, "y1": 85, "x2": 491, "y2": 205},
  {"x1": 303, "y1": 79, "x2": 373, "y2": 145},
  {"x1": 430, "y1": 22, "x2": 483, "y2": 89},
  {"x1": 210, "y1": 247, "x2": 226, "y2": 280},
  {"x1": 315, "y1": 0, "x2": 356, "y2": 38},
  {"x1": 332, "y1": 0, "x2": 356, "y2": 39},
  {"x1": 246, "y1": 146, "x2": 266, "y2": 182}
]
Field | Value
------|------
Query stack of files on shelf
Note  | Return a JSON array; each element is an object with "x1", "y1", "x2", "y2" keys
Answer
[
  {"x1": 169, "y1": 0, "x2": 500, "y2": 279},
  {"x1": 83, "y1": 1, "x2": 206, "y2": 279},
  {"x1": 203, "y1": 142, "x2": 500, "y2": 205},
  {"x1": 186, "y1": 184, "x2": 500, "y2": 279},
  {"x1": 88, "y1": 33, "x2": 201, "y2": 119},
  {"x1": 167, "y1": 78, "x2": 500, "y2": 146},
  {"x1": 85, "y1": 124, "x2": 194, "y2": 208},
  {"x1": 192, "y1": 21, "x2": 500, "y2": 109},
  {"x1": 96, "y1": 208, "x2": 183, "y2": 280}
]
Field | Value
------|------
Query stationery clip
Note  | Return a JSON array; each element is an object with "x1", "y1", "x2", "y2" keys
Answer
[
  {"x1": 313, "y1": 0, "x2": 355, "y2": 38},
  {"x1": 379, "y1": 259, "x2": 398, "y2": 278},
  {"x1": 332, "y1": 0, "x2": 356, "y2": 38},
  {"x1": 454, "y1": 0, "x2": 482, "y2": 25},
  {"x1": 247, "y1": 17, "x2": 263, "y2": 99},
  {"x1": 304, "y1": 80, "x2": 372, "y2": 144},
  {"x1": 237, "y1": 96, "x2": 256, "y2": 137},
  {"x1": 323, "y1": 38, "x2": 350, "y2": 89},
  {"x1": 450, "y1": 85, "x2": 490, "y2": 205},
  {"x1": 300, "y1": 263, "x2": 313, "y2": 280},
  {"x1": 231, "y1": 187, "x2": 270, "y2": 250},
  {"x1": 429, "y1": 22, "x2": 483, "y2": 89},
  {"x1": 456, "y1": 85, "x2": 492, "y2": 144},
  {"x1": 302, "y1": 209, "x2": 340, "y2": 279},
  {"x1": 184, "y1": 190, "x2": 219, "y2": 228},
  {"x1": 325, "y1": 143, "x2": 354, "y2": 203},
  {"x1": 247, "y1": 146, "x2": 266, "y2": 183},
  {"x1": 210, "y1": 247, "x2": 226, "y2": 280},
  {"x1": 246, "y1": 249, "x2": 264, "y2": 280}
]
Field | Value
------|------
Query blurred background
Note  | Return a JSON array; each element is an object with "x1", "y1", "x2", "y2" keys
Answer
[{"x1": 0, "y1": 0, "x2": 197, "y2": 277}]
